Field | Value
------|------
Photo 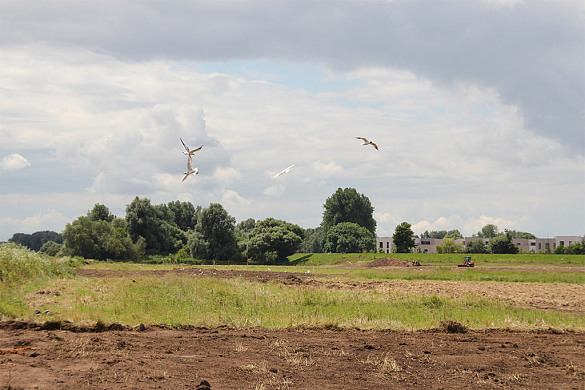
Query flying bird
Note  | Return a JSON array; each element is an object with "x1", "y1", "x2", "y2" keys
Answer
[
  {"x1": 272, "y1": 164, "x2": 295, "y2": 179},
  {"x1": 182, "y1": 154, "x2": 199, "y2": 182},
  {"x1": 356, "y1": 137, "x2": 379, "y2": 150},
  {"x1": 180, "y1": 138, "x2": 203, "y2": 155}
]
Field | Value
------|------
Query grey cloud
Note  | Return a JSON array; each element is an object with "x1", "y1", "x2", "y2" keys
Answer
[{"x1": 1, "y1": 0, "x2": 583, "y2": 152}]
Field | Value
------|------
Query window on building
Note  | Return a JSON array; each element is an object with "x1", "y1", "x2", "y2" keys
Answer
[
  {"x1": 379, "y1": 242, "x2": 383, "y2": 248},
  {"x1": 560, "y1": 241, "x2": 564, "y2": 246},
  {"x1": 421, "y1": 240, "x2": 430, "y2": 245}
]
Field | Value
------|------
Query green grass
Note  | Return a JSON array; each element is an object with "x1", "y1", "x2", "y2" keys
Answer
[
  {"x1": 288, "y1": 252, "x2": 585, "y2": 266},
  {"x1": 0, "y1": 243, "x2": 80, "y2": 319},
  {"x1": 26, "y1": 274, "x2": 585, "y2": 330}
]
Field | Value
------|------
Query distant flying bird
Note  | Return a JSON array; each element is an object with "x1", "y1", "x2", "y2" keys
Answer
[
  {"x1": 356, "y1": 137, "x2": 379, "y2": 150},
  {"x1": 180, "y1": 138, "x2": 203, "y2": 155},
  {"x1": 272, "y1": 164, "x2": 295, "y2": 179},
  {"x1": 182, "y1": 154, "x2": 199, "y2": 182}
]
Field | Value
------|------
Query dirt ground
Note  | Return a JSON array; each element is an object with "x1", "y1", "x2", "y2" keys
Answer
[{"x1": 2, "y1": 266, "x2": 584, "y2": 389}]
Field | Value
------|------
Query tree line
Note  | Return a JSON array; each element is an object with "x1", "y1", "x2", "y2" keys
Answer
[
  {"x1": 8, "y1": 188, "x2": 583, "y2": 261},
  {"x1": 7, "y1": 188, "x2": 378, "y2": 263}
]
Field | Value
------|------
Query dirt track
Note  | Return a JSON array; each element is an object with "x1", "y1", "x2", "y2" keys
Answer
[{"x1": 2, "y1": 266, "x2": 584, "y2": 389}]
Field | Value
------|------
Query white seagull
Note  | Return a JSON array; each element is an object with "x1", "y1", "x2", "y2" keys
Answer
[
  {"x1": 356, "y1": 137, "x2": 379, "y2": 150},
  {"x1": 180, "y1": 138, "x2": 203, "y2": 155},
  {"x1": 182, "y1": 154, "x2": 199, "y2": 182},
  {"x1": 272, "y1": 164, "x2": 295, "y2": 179}
]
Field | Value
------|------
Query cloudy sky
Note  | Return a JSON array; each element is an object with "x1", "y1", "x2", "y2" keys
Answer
[{"x1": 1, "y1": 0, "x2": 583, "y2": 241}]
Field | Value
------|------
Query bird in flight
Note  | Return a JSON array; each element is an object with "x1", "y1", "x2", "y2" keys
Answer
[
  {"x1": 272, "y1": 164, "x2": 295, "y2": 179},
  {"x1": 182, "y1": 154, "x2": 199, "y2": 182},
  {"x1": 180, "y1": 138, "x2": 203, "y2": 155},
  {"x1": 356, "y1": 137, "x2": 379, "y2": 150}
]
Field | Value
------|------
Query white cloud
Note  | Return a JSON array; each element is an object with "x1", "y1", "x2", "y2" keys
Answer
[
  {"x1": 0, "y1": 154, "x2": 30, "y2": 171},
  {"x1": 0, "y1": 209, "x2": 71, "y2": 238}
]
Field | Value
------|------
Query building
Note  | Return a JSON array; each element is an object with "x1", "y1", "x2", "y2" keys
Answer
[{"x1": 376, "y1": 235, "x2": 584, "y2": 254}]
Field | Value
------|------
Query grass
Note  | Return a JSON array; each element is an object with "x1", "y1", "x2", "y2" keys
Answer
[
  {"x1": 22, "y1": 273, "x2": 585, "y2": 330},
  {"x1": 0, "y1": 243, "x2": 80, "y2": 319},
  {"x1": 2, "y1": 246, "x2": 584, "y2": 330},
  {"x1": 288, "y1": 252, "x2": 585, "y2": 266}
]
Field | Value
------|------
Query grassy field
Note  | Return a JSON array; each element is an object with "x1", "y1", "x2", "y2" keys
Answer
[{"x1": 1, "y1": 244, "x2": 584, "y2": 330}]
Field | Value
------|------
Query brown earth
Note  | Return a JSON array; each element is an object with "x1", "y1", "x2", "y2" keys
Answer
[{"x1": 2, "y1": 267, "x2": 584, "y2": 389}]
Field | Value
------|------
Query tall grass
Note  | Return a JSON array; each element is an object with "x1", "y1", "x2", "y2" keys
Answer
[
  {"x1": 0, "y1": 243, "x2": 79, "y2": 319},
  {"x1": 27, "y1": 274, "x2": 585, "y2": 330}
]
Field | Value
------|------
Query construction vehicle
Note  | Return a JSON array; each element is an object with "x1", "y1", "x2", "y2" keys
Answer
[{"x1": 458, "y1": 256, "x2": 475, "y2": 267}]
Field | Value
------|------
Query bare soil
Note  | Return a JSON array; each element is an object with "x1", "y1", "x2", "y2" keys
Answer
[{"x1": 2, "y1": 267, "x2": 584, "y2": 389}]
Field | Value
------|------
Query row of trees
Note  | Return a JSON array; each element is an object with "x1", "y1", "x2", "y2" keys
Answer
[
  {"x1": 8, "y1": 188, "x2": 583, "y2": 261},
  {"x1": 7, "y1": 188, "x2": 378, "y2": 263}
]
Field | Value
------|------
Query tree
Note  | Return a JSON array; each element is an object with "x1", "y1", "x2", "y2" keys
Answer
[
  {"x1": 393, "y1": 222, "x2": 415, "y2": 253},
  {"x1": 125, "y1": 197, "x2": 178, "y2": 254},
  {"x1": 301, "y1": 227, "x2": 324, "y2": 253},
  {"x1": 246, "y1": 218, "x2": 305, "y2": 263},
  {"x1": 436, "y1": 237, "x2": 463, "y2": 254},
  {"x1": 39, "y1": 241, "x2": 63, "y2": 256},
  {"x1": 322, "y1": 188, "x2": 376, "y2": 239},
  {"x1": 506, "y1": 230, "x2": 537, "y2": 239},
  {"x1": 9, "y1": 231, "x2": 63, "y2": 252},
  {"x1": 488, "y1": 230, "x2": 519, "y2": 254},
  {"x1": 322, "y1": 222, "x2": 375, "y2": 253},
  {"x1": 62, "y1": 216, "x2": 144, "y2": 260},
  {"x1": 476, "y1": 224, "x2": 500, "y2": 238},
  {"x1": 88, "y1": 204, "x2": 114, "y2": 222},
  {"x1": 188, "y1": 203, "x2": 238, "y2": 262},
  {"x1": 465, "y1": 239, "x2": 489, "y2": 254}
]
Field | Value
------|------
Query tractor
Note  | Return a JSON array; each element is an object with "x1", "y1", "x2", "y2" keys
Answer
[{"x1": 458, "y1": 256, "x2": 475, "y2": 267}]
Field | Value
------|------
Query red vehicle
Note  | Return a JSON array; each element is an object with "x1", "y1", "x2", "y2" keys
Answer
[{"x1": 458, "y1": 256, "x2": 475, "y2": 267}]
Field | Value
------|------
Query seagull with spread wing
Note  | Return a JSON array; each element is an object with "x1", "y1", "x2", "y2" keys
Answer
[
  {"x1": 272, "y1": 164, "x2": 295, "y2": 179},
  {"x1": 182, "y1": 154, "x2": 199, "y2": 182},
  {"x1": 356, "y1": 137, "x2": 379, "y2": 150},
  {"x1": 180, "y1": 138, "x2": 203, "y2": 155}
]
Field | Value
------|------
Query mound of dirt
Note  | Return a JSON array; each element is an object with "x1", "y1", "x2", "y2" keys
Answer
[
  {"x1": 365, "y1": 258, "x2": 412, "y2": 268},
  {"x1": 432, "y1": 320, "x2": 469, "y2": 333}
]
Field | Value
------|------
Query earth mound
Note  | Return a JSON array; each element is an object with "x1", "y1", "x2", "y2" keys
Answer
[{"x1": 365, "y1": 258, "x2": 412, "y2": 268}]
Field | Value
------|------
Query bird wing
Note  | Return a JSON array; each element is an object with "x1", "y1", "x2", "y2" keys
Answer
[
  {"x1": 189, "y1": 145, "x2": 203, "y2": 154},
  {"x1": 272, "y1": 171, "x2": 284, "y2": 179},
  {"x1": 180, "y1": 138, "x2": 190, "y2": 153},
  {"x1": 371, "y1": 142, "x2": 379, "y2": 150},
  {"x1": 356, "y1": 137, "x2": 368, "y2": 142}
]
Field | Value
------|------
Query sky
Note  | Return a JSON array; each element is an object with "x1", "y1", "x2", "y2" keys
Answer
[{"x1": 0, "y1": 0, "x2": 584, "y2": 242}]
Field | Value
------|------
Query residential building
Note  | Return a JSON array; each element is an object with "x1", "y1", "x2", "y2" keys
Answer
[{"x1": 376, "y1": 235, "x2": 583, "y2": 254}]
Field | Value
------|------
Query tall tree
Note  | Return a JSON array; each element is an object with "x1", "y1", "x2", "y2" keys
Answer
[
  {"x1": 188, "y1": 203, "x2": 238, "y2": 262},
  {"x1": 477, "y1": 224, "x2": 500, "y2": 238},
  {"x1": 322, "y1": 188, "x2": 376, "y2": 239},
  {"x1": 125, "y1": 197, "x2": 177, "y2": 254},
  {"x1": 488, "y1": 230, "x2": 519, "y2": 254},
  {"x1": 392, "y1": 222, "x2": 415, "y2": 253}
]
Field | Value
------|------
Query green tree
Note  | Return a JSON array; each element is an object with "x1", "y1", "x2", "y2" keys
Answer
[
  {"x1": 393, "y1": 222, "x2": 415, "y2": 253},
  {"x1": 465, "y1": 239, "x2": 489, "y2": 254},
  {"x1": 435, "y1": 237, "x2": 463, "y2": 254},
  {"x1": 125, "y1": 197, "x2": 178, "y2": 254},
  {"x1": 322, "y1": 188, "x2": 376, "y2": 239},
  {"x1": 322, "y1": 222, "x2": 375, "y2": 253},
  {"x1": 188, "y1": 203, "x2": 238, "y2": 262},
  {"x1": 301, "y1": 227, "x2": 324, "y2": 253},
  {"x1": 477, "y1": 224, "x2": 500, "y2": 238},
  {"x1": 9, "y1": 231, "x2": 63, "y2": 252},
  {"x1": 88, "y1": 204, "x2": 114, "y2": 222},
  {"x1": 39, "y1": 240, "x2": 63, "y2": 256},
  {"x1": 507, "y1": 230, "x2": 537, "y2": 239},
  {"x1": 246, "y1": 218, "x2": 305, "y2": 263},
  {"x1": 62, "y1": 216, "x2": 144, "y2": 260},
  {"x1": 488, "y1": 230, "x2": 519, "y2": 254}
]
